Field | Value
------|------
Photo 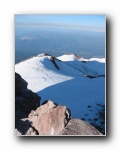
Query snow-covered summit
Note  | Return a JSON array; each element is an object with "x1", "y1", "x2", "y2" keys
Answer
[
  {"x1": 57, "y1": 53, "x2": 105, "y2": 63},
  {"x1": 57, "y1": 54, "x2": 76, "y2": 61},
  {"x1": 15, "y1": 53, "x2": 105, "y2": 130}
]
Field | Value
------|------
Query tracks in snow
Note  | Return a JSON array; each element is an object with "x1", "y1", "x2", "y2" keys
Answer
[{"x1": 36, "y1": 58, "x2": 78, "y2": 102}]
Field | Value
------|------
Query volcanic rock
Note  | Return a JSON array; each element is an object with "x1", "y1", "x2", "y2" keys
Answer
[
  {"x1": 28, "y1": 100, "x2": 70, "y2": 135},
  {"x1": 15, "y1": 72, "x2": 40, "y2": 125}
]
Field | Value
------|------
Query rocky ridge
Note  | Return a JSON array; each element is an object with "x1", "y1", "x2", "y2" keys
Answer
[{"x1": 15, "y1": 73, "x2": 40, "y2": 126}]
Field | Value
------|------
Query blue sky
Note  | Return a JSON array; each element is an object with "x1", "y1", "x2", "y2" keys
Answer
[{"x1": 15, "y1": 15, "x2": 105, "y2": 32}]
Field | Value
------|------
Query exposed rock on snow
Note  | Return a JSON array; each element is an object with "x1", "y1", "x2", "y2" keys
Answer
[{"x1": 49, "y1": 56, "x2": 60, "y2": 70}]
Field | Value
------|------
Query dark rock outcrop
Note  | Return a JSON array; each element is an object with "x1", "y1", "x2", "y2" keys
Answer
[
  {"x1": 49, "y1": 56, "x2": 60, "y2": 70},
  {"x1": 61, "y1": 119, "x2": 102, "y2": 135},
  {"x1": 15, "y1": 73, "x2": 27, "y2": 91},
  {"x1": 15, "y1": 119, "x2": 39, "y2": 135},
  {"x1": 15, "y1": 72, "x2": 40, "y2": 126}
]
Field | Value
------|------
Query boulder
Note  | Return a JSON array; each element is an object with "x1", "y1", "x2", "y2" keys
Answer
[
  {"x1": 28, "y1": 100, "x2": 70, "y2": 135},
  {"x1": 15, "y1": 99, "x2": 102, "y2": 136},
  {"x1": 61, "y1": 119, "x2": 102, "y2": 135}
]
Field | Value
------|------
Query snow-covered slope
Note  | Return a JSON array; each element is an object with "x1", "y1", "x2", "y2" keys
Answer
[
  {"x1": 15, "y1": 54, "x2": 105, "y2": 131},
  {"x1": 57, "y1": 54, "x2": 105, "y2": 76}
]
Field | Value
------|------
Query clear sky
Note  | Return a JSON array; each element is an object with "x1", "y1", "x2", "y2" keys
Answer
[{"x1": 15, "y1": 15, "x2": 105, "y2": 32}]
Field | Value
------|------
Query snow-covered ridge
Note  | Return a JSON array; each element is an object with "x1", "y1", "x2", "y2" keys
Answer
[
  {"x1": 57, "y1": 54, "x2": 105, "y2": 63},
  {"x1": 57, "y1": 54, "x2": 105, "y2": 76},
  {"x1": 15, "y1": 53, "x2": 105, "y2": 130}
]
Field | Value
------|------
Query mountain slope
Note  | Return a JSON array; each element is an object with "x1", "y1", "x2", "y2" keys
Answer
[
  {"x1": 57, "y1": 54, "x2": 105, "y2": 76},
  {"x1": 15, "y1": 54, "x2": 105, "y2": 132}
]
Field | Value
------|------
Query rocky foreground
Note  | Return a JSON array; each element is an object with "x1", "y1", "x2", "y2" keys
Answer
[{"x1": 15, "y1": 72, "x2": 102, "y2": 136}]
